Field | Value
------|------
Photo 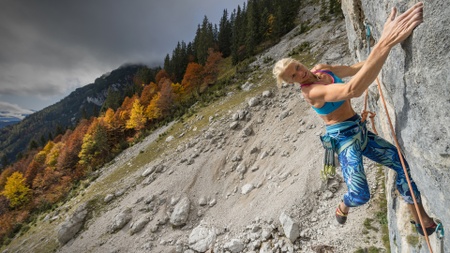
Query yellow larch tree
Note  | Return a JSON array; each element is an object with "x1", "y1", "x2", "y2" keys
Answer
[
  {"x1": 1, "y1": 172, "x2": 31, "y2": 208},
  {"x1": 126, "y1": 98, "x2": 147, "y2": 130}
]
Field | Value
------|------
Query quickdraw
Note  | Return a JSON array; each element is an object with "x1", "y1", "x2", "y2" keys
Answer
[{"x1": 320, "y1": 134, "x2": 337, "y2": 180}]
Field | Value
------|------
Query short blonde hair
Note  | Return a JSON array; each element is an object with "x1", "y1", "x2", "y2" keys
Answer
[{"x1": 272, "y1": 58, "x2": 298, "y2": 88}]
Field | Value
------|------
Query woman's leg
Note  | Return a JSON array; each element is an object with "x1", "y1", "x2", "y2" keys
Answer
[
  {"x1": 338, "y1": 139, "x2": 371, "y2": 208},
  {"x1": 362, "y1": 131, "x2": 420, "y2": 204},
  {"x1": 362, "y1": 131, "x2": 435, "y2": 227}
]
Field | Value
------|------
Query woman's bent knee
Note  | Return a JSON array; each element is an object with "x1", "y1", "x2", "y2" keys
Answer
[{"x1": 343, "y1": 193, "x2": 371, "y2": 207}]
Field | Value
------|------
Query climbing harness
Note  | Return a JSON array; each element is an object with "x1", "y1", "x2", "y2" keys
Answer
[{"x1": 363, "y1": 20, "x2": 442, "y2": 253}]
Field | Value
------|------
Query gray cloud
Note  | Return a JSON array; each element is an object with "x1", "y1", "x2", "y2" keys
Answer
[
  {"x1": 0, "y1": 101, "x2": 34, "y2": 119},
  {"x1": 0, "y1": 0, "x2": 243, "y2": 111}
]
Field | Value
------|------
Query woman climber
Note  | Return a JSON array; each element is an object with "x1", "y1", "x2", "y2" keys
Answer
[{"x1": 273, "y1": 2, "x2": 437, "y2": 236}]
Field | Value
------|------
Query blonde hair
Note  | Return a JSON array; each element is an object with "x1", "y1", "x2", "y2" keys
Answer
[{"x1": 272, "y1": 58, "x2": 298, "y2": 88}]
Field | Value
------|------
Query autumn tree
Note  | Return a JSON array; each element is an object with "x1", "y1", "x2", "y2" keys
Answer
[
  {"x1": 140, "y1": 82, "x2": 159, "y2": 107},
  {"x1": 46, "y1": 142, "x2": 62, "y2": 169},
  {"x1": 0, "y1": 167, "x2": 14, "y2": 190},
  {"x1": 126, "y1": 99, "x2": 147, "y2": 131},
  {"x1": 202, "y1": 49, "x2": 223, "y2": 91},
  {"x1": 114, "y1": 95, "x2": 137, "y2": 131},
  {"x1": 1, "y1": 172, "x2": 30, "y2": 208},
  {"x1": 57, "y1": 119, "x2": 90, "y2": 173},
  {"x1": 23, "y1": 142, "x2": 54, "y2": 187},
  {"x1": 181, "y1": 62, "x2": 204, "y2": 98},
  {"x1": 155, "y1": 69, "x2": 171, "y2": 85},
  {"x1": 146, "y1": 93, "x2": 162, "y2": 121},
  {"x1": 103, "y1": 108, "x2": 116, "y2": 130},
  {"x1": 157, "y1": 79, "x2": 176, "y2": 118},
  {"x1": 171, "y1": 82, "x2": 186, "y2": 104},
  {"x1": 77, "y1": 117, "x2": 110, "y2": 174}
]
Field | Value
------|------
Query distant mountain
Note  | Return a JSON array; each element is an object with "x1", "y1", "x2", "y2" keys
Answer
[
  {"x1": 0, "y1": 64, "x2": 156, "y2": 168},
  {"x1": 0, "y1": 116, "x2": 21, "y2": 129},
  {"x1": 0, "y1": 112, "x2": 33, "y2": 129}
]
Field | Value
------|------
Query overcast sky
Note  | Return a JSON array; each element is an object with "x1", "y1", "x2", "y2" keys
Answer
[{"x1": 0, "y1": 0, "x2": 244, "y2": 118}]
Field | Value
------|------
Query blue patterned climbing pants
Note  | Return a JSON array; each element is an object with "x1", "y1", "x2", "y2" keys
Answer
[{"x1": 324, "y1": 114, "x2": 421, "y2": 207}]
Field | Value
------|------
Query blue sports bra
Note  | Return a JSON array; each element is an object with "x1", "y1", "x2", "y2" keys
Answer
[{"x1": 303, "y1": 70, "x2": 345, "y2": 115}]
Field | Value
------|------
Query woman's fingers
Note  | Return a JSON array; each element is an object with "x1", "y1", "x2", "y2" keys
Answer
[
  {"x1": 397, "y1": 2, "x2": 423, "y2": 23},
  {"x1": 389, "y1": 7, "x2": 397, "y2": 21}
]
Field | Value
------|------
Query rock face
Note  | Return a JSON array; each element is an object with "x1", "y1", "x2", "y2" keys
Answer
[{"x1": 341, "y1": 0, "x2": 450, "y2": 251}]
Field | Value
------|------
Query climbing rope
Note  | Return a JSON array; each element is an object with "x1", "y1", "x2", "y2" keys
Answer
[
  {"x1": 361, "y1": 21, "x2": 378, "y2": 134},
  {"x1": 375, "y1": 76, "x2": 434, "y2": 253},
  {"x1": 363, "y1": 21, "x2": 436, "y2": 253}
]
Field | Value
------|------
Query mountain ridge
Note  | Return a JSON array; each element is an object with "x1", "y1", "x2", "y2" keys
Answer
[{"x1": 0, "y1": 64, "x2": 154, "y2": 168}]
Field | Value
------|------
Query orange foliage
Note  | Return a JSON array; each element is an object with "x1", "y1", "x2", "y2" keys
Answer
[
  {"x1": 103, "y1": 108, "x2": 116, "y2": 129},
  {"x1": 0, "y1": 209, "x2": 29, "y2": 242},
  {"x1": 181, "y1": 62, "x2": 204, "y2": 96},
  {"x1": 32, "y1": 167, "x2": 63, "y2": 193},
  {"x1": 202, "y1": 49, "x2": 223, "y2": 90},
  {"x1": 116, "y1": 95, "x2": 137, "y2": 126},
  {"x1": 155, "y1": 69, "x2": 171, "y2": 85},
  {"x1": 57, "y1": 119, "x2": 90, "y2": 172},
  {"x1": 24, "y1": 160, "x2": 43, "y2": 187},
  {"x1": 140, "y1": 82, "x2": 159, "y2": 107}
]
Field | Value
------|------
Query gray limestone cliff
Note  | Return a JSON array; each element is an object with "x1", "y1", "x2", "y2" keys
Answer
[{"x1": 341, "y1": 0, "x2": 450, "y2": 252}]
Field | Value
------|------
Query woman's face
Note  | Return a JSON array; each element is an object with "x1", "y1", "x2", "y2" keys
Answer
[{"x1": 282, "y1": 62, "x2": 312, "y2": 84}]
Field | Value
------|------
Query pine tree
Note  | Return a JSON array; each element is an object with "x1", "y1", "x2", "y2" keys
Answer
[
  {"x1": 102, "y1": 87, "x2": 122, "y2": 112},
  {"x1": 29, "y1": 140, "x2": 38, "y2": 150},
  {"x1": 218, "y1": 9, "x2": 232, "y2": 57},
  {"x1": 245, "y1": 0, "x2": 257, "y2": 57},
  {"x1": 231, "y1": 6, "x2": 243, "y2": 64},
  {"x1": 195, "y1": 16, "x2": 216, "y2": 65},
  {"x1": 1, "y1": 156, "x2": 9, "y2": 168}
]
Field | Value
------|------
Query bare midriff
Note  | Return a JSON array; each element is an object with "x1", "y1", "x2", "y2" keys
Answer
[{"x1": 318, "y1": 100, "x2": 356, "y2": 125}]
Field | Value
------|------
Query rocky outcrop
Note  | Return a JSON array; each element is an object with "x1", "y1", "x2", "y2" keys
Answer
[
  {"x1": 341, "y1": 0, "x2": 450, "y2": 251},
  {"x1": 57, "y1": 202, "x2": 90, "y2": 245}
]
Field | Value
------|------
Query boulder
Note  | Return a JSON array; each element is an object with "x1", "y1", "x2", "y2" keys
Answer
[
  {"x1": 188, "y1": 223, "x2": 217, "y2": 252},
  {"x1": 109, "y1": 207, "x2": 132, "y2": 233},
  {"x1": 279, "y1": 212, "x2": 300, "y2": 243},
  {"x1": 169, "y1": 196, "x2": 190, "y2": 227},
  {"x1": 57, "y1": 202, "x2": 90, "y2": 245},
  {"x1": 223, "y1": 239, "x2": 245, "y2": 253}
]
